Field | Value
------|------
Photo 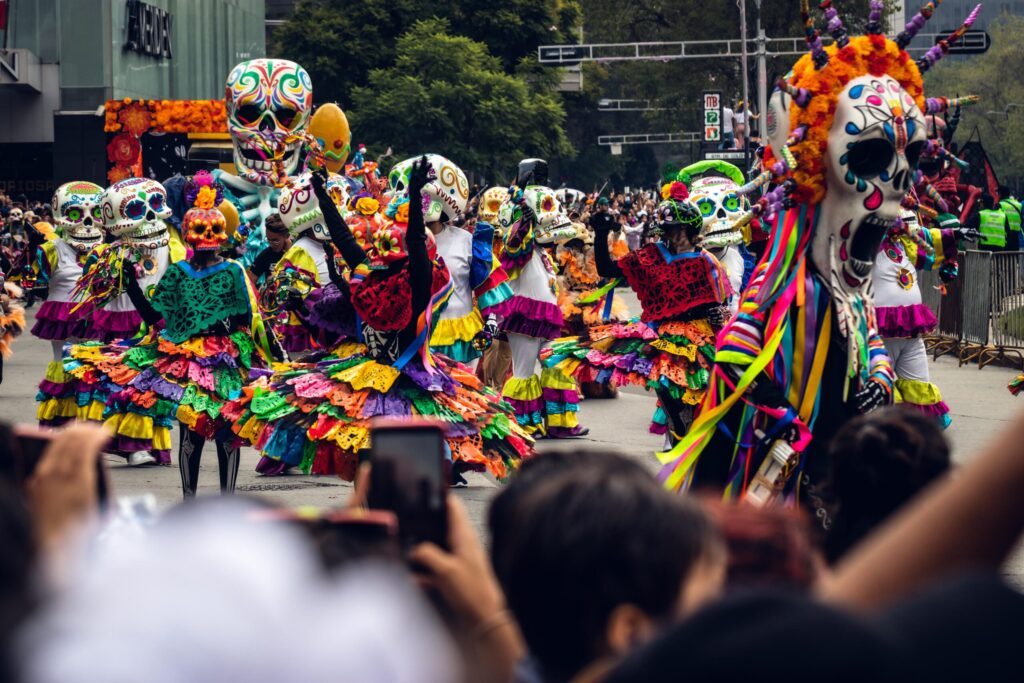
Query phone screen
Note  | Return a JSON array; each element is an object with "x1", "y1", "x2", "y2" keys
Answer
[{"x1": 368, "y1": 424, "x2": 447, "y2": 550}]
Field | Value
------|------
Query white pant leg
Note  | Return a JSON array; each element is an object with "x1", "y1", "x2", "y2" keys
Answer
[
  {"x1": 508, "y1": 333, "x2": 545, "y2": 379},
  {"x1": 50, "y1": 340, "x2": 64, "y2": 363},
  {"x1": 883, "y1": 337, "x2": 930, "y2": 383}
]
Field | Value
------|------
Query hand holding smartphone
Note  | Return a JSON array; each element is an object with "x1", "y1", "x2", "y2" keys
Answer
[
  {"x1": 367, "y1": 419, "x2": 448, "y2": 551},
  {"x1": 0, "y1": 425, "x2": 109, "y2": 508}
]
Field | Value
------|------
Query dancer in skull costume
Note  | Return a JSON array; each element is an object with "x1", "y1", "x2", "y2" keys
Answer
[
  {"x1": 65, "y1": 173, "x2": 274, "y2": 494},
  {"x1": 547, "y1": 186, "x2": 732, "y2": 444},
  {"x1": 661, "y1": 0, "x2": 978, "y2": 507},
  {"x1": 387, "y1": 155, "x2": 512, "y2": 368},
  {"x1": 34, "y1": 182, "x2": 106, "y2": 427},
  {"x1": 497, "y1": 159, "x2": 588, "y2": 438},
  {"x1": 224, "y1": 160, "x2": 532, "y2": 482}
]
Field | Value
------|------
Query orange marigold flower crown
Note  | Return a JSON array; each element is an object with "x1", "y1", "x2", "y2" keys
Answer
[{"x1": 784, "y1": 35, "x2": 924, "y2": 205}]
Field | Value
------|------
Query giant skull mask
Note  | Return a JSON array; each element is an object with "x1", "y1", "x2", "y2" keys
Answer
[
  {"x1": 101, "y1": 178, "x2": 172, "y2": 240},
  {"x1": 388, "y1": 154, "x2": 469, "y2": 224},
  {"x1": 225, "y1": 59, "x2": 313, "y2": 187},
  {"x1": 814, "y1": 75, "x2": 926, "y2": 295},
  {"x1": 53, "y1": 181, "x2": 104, "y2": 253},
  {"x1": 498, "y1": 186, "x2": 576, "y2": 245}
]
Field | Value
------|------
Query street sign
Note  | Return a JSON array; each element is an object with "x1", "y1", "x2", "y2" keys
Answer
[
  {"x1": 935, "y1": 30, "x2": 990, "y2": 55},
  {"x1": 704, "y1": 150, "x2": 745, "y2": 161},
  {"x1": 703, "y1": 91, "x2": 722, "y2": 144}
]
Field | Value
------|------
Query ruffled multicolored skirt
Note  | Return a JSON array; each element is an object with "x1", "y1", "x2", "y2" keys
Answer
[
  {"x1": 430, "y1": 309, "x2": 485, "y2": 363},
  {"x1": 543, "y1": 318, "x2": 717, "y2": 431},
  {"x1": 61, "y1": 331, "x2": 267, "y2": 463},
  {"x1": 83, "y1": 308, "x2": 144, "y2": 343},
  {"x1": 895, "y1": 377, "x2": 951, "y2": 429},
  {"x1": 222, "y1": 342, "x2": 534, "y2": 482}
]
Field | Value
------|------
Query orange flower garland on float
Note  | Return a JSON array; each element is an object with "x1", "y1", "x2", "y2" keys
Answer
[
  {"x1": 785, "y1": 35, "x2": 924, "y2": 205},
  {"x1": 104, "y1": 99, "x2": 227, "y2": 135}
]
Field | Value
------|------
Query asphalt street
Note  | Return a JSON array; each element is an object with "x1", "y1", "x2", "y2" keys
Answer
[{"x1": 3, "y1": 295, "x2": 1022, "y2": 580}]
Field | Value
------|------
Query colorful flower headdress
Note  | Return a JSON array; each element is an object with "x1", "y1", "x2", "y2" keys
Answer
[{"x1": 742, "y1": 0, "x2": 982, "y2": 221}]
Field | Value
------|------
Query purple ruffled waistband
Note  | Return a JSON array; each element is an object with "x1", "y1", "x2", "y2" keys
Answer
[
  {"x1": 876, "y1": 304, "x2": 937, "y2": 338},
  {"x1": 542, "y1": 387, "x2": 579, "y2": 404},
  {"x1": 31, "y1": 300, "x2": 88, "y2": 340},
  {"x1": 499, "y1": 296, "x2": 563, "y2": 341},
  {"x1": 85, "y1": 309, "x2": 143, "y2": 343}
]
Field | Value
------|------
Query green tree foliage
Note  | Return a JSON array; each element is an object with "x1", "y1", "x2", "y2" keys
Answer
[
  {"x1": 924, "y1": 14, "x2": 1024, "y2": 186},
  {"x1": 273, "y1": 0, "x2": 580, "y2": 107},
  {"x1": 349, "y1": 19, "x2": 573, "y2": 181}
]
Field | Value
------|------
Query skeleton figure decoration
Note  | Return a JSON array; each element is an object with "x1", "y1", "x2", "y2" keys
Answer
[
  {"x1": 677, "y1": 161, "x2": 752, "y2": 311},
  {"x1": 33, "y1": 181, "x2": 106, "y2": 427},
  {"x1": 498, "y1": 166, "x2": 587, "y2": 438},
  {"x1": 661, "y1": 0, "x2": 979, "y2": 506},
  {"x1": 214, "y1": 58, "x2": 314, "y2": 261}
]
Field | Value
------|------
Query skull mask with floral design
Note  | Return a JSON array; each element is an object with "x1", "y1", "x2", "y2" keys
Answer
[
  {"x1": 53, "y1": 181, "x2": 104, "y2": 253},
  {"x1": 101, "y1": 178, "x2": 172, "y2": 240},
  {"x1": 183, "y1": 208, "x2": 228, "y2": 251},
  {"x1": 478, "y1": 187, "x2": 509, "y2": 224},
  {"x1": 815, "y1": 74, "x2": 926, "y2": 292},
  {"x1": 225, "y1": 59, "x2": 313, "y2": 187},
  {"x1": 388, "y1": 154, "x2": 469, "y2": 225},
  {"x1": 498, "y1": 186, "x2": 576, "y2": 245},
  {"x1": 277, "y1": 173, "x2": 346, "y2": 242},
  {"x1": 689, "y1": 176, "x2": 746, "y2": 251}
]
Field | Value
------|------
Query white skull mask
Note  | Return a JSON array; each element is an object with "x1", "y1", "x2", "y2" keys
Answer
[
  {"x1": 53, "y1": 181, "x2": 104, "y2": 253},
  {"x1": 498, "y1": 185, "x2": 576, "y2": 244},
  {"x1": 388, "y1": 155, "x2": 469, "y2": 224},
  {"x1": 101, "y1": 178, "x2": 172, "y2": 239},
  {"x1": 478, "y1": 187, "x2": 509, "y2": 224},
  {"x1": 690, "y1": 176, "x2": 746, "y2": 251},
  {"x1": 814, "y1": 75, "x2": 927, "y2": 292},
  {"x1": 278, "y1": 173, "x2": 346, "y2": 242},
  {"x1": 225, "y1": 59, "x2": 313, "y2": 187}
]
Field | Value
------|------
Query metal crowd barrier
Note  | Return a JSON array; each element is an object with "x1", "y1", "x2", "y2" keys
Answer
[{"x1": 923, "y1": 249, "x2": 1024, "y2": 369}]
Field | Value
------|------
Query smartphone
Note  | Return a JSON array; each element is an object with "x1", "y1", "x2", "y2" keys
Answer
[
  {"x1": 11, "y1": 425, "x2": 109, "y2": 507},
  {"x1": 367, "y1": 419, "x2": 448, "y2": 551}
]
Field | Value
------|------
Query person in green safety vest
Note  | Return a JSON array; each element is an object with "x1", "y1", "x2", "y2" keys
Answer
[
  {"x1": 976, "y1": 194, "x2": 1009, "y2": 252},
  {"x1": 998, "y1": 185, "x2": 1022, "y2": 251}
]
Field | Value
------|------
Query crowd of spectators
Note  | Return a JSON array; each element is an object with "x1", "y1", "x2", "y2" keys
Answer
[{"x1": 2, "y1": 403, "x2": 1023, "y2": 682}]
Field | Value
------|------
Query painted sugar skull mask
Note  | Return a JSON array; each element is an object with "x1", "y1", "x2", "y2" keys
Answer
[
  {"x1": 683, "y1": 166, "x2": 747, "y2": 251},
  {"x1": 388, "y1": 155, "x2": 469, "y2": 224},
  {"x1": 53, "y1": 181, "x2": 104, "y2": 253},
  {"x1": 478, "y1": 187, "x2": 509, "y2": 225},
  {"x1": 182, "y1": 208, "x2": 228, "y2": 251},
  {"x1": 498, "y1": 186, "x2": 576, "y2": 244},
  {"x1": 101, "y1": 178, "x2": 172, "y2": 239},
  {"x1": 225, "y1": 59, "x2": 313, "y2": 187},
  {"x1": 814, "y1": 74, "x2": 926, "y2": 291},
  {"x1": 277, "y1": 173, "x2": 346, "y2": 242}
]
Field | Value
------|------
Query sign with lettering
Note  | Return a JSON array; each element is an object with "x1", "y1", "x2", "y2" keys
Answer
[
  {"x1": 703, "y1": 91, "x2": 722, "y2": 143},
  {"x1": 124, "y1": 0, "x2": 172, "y2": 59}
]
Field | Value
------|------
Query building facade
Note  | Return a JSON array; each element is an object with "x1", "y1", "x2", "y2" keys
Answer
[{"x1": 0, "y1": 0, "x2": 265, "y2": 199}]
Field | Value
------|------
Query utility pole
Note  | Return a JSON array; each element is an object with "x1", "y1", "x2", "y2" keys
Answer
[
  {"x1": 755, "y1": 0, "x2": 768, "y2": 152},
  {"x1": 738, "y1": 0, "x2": 751, "y2": 172}
]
